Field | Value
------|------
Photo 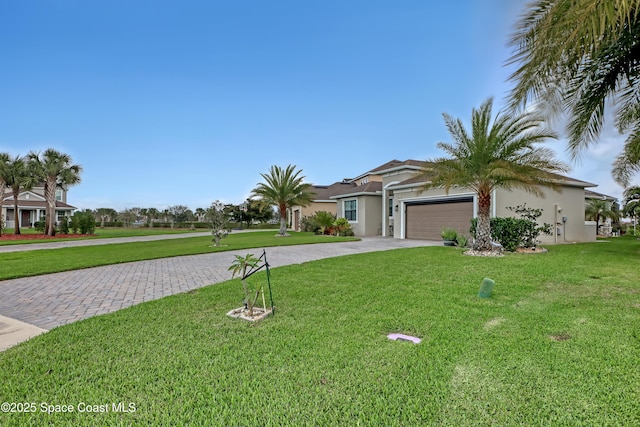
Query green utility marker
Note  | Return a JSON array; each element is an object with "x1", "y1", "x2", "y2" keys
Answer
[{"x1": 478, "y1": 278, "x2": 495, "y2": 298}]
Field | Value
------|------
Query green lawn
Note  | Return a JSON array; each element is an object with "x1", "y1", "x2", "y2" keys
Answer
[
  {"x1": 1, "y1": 238, "x2": 638, "y2": 425},
  {"x1": 0, "y1": 231, "x2": 357, "y2": 280},
  {"x1": 0, "y1": 227, "x2": 205, "y2": 245}
]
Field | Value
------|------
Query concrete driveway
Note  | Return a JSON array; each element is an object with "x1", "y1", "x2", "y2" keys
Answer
[{"x1": 0, "y1": 236, "x2": 438, "y2": 350}]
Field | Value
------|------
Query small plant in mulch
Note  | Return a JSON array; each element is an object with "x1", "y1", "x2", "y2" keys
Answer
[{"x1": 227, "y1": 251, "x2": 274, "y2": 321}]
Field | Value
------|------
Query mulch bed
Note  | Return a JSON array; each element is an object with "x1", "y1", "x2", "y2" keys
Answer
[{"x1": 0, "y1": 234, "x2": 95, "y2": 241}]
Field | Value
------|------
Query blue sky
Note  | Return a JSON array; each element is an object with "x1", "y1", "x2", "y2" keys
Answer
[{"x1": 0, "y1": 0, "x2": 628, "y2": 211}]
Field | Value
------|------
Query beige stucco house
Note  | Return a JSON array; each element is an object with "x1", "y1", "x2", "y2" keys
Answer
[
  {"x1": 328, "y1": 159, "x2": 608, "y2": 243},
  {"x1": 1, "y1": 187, "x2": 76, "y2": 229},
  {"x1": 289, "y1": 181, "x2": 355, "y2": 231}
]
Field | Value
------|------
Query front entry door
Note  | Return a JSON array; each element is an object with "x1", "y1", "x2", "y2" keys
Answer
[{"x1": 21, "y1": 210, "x2": 31, "y2": 227}]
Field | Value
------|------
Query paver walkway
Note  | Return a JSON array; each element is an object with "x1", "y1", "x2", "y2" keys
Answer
[{"x1": 0, "y1": 236, "x2": 438, "y2": 349}]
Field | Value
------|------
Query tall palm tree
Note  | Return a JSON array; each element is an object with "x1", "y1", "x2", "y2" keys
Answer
[
  {"x1": 585, "y1": 199, "x2": 617, "y2": 235},
  {"x1": 421, "y1": 98, "x2": 568, "y2": 251},
  {"x1": 28, "y1": 149, "x2": 82, "y2": 236},
  {"x1": 0, "y1": 152, "x2": 11, "y2": 236},
  {"x1": 4, "y1": 156, "x2": 37, "y2": 235},
  {"x1": 251, "y1": 165, "x2": 314, "y2": 236},
  {"x1": 507, "y1": 0, "x2": 640, "y2": 186},
  {"x1": 622, "y1": 185, "x2": 640, "y2": 233}
]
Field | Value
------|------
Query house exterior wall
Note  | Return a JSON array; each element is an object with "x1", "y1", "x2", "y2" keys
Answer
[
  {"x1": 389, "y1": 184, "x2": 593, "y2": 243},
  {"x1": 289, "y1": 201, "x2": 337, "y2": 231},
  {"x1": 494, "y1": 185, "x2": 591, "y2": 243},
  {"x1": 336, "y1": 195, "x2": 382, "y2": 236}
]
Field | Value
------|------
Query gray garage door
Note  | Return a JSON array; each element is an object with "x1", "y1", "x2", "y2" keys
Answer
[{"x1": 405, "y1": 198, "x2": 474, "y2": 240}]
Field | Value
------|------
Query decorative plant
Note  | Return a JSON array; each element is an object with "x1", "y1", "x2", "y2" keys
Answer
[
  {"x1": 332, "y1": 217, "x2": 354, "y2": 236},
  {"x1": 228, "y1": 253, "x2": 262, "y2": 317},
  {"x1": 456, "y1": 234, "x2": 469, "y2": 248},
  {"x1": 506, "y1": 204, "x2": 552, "y2": 248},
  {"x1": 441, "y1": 228, "x2": 458, "y2": 241}
]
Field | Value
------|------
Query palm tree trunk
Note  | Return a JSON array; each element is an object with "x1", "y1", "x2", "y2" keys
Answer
[
  {"x1": 45, "y1": 179, "x2": 57, "y2": 236},
  {"x1": 278, "y1": 204, "x2": 289, "y2": 236},
  {"x1": 0, "y1": 184, "x2": 4, "y2": 237},
  {"x1": 279, "y1": 216, "x2": 287, "y2": 236},
  {"x1": 474, "y1": 191, "x2": 492, "y2": 251},
  {"x1": 13, "y1": 195, "x2": 20, "y2": 235}
]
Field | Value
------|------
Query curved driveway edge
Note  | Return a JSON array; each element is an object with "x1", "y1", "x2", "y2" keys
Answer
[{"x1": 0, "y1": 237, "x2": 438, "y2": 350}]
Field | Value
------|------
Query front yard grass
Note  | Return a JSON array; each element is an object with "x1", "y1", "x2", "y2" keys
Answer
[
  {"x1": 0, "y1": 231, "x2": 358, "y2": 280},
  {"x1": 0, "y1": 238, "x2": 638, "y2": 425},
  {"x1": 0, "y1": 227, "x2": 205, "y2": 245}
]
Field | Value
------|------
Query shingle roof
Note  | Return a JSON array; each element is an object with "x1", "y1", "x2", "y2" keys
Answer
[
  {"x1": 309, "y1": 182, "x2": 355, "y2": 200},
  {"x1": 330, "y1": 181, "x2": 382, "y2": 199},
  {"x1": 364, "y1": 159, "x2": 426, "y2": 175},
  {"x1": 0, "y1": 199, "x2": 76, "y2": 209},
  {"x1": 388, "y1": 170, "x2": 597, "y2": 190}
]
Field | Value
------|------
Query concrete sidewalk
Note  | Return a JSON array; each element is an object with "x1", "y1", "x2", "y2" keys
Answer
[{"x1": 0, "y1": 237, "x2": 438, "y2": 351}]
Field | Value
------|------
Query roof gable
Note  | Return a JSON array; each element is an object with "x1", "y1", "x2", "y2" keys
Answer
[{"x1": 2, "y1": 190, "x2": 46, "y2": 202}]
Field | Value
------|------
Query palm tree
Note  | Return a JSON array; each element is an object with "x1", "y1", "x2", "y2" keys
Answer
[
  {"x1": 421, "y1": 98, "x2": 568, "y2": 251},
  {"x1": 0, "y1": 152, "x2": 11, "y2": 236},
  {"x1": 28, "y1": 149, "x2": 82, "y2": 236},
  {"x1": 507, "y1": 0, "x2": 640, "y2": 186},
  {"x1": 623, "y1": 185, "x2": 640, "y2": 233},
  {"x1": 585, "y1": 199, "x2": 617, "y2": 236},
  {"x1": 5, "y1": 156, "x2": 37, "y2": 235},
  {"x1": 250, "y1": 165, "x2": 314, "y2": 236}
]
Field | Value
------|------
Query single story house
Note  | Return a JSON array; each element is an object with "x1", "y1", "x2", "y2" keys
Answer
[
  {"x1": 1, "y1": 186, "x2": 76, "y2": 229},
  {"x1": 302, "y1": 159, "x2": 612, "y2": 243}
]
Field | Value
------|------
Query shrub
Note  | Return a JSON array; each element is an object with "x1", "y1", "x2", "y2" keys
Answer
[
  {"x1": 58, "y1": 216, "x2": 70, "y2": 234},
  {"x1": 507, "y1": 204, "x2": 552, "y2": 248},
  {"x1": 300, "y1": 211, "x2": 339, "y2": 235},
  {"x1": 470, "y1": 204, "x2": 552, "y2": 251},
  {"x1": 332, "y1": 217, "x2": 354, "y2": 236},
  {"x1": 34, "y1": 219, "x2": 46, "y2": 233},
  {"x1": 70, "y1": 212, "x2": 96, "y2": 234},
  {"x1": 315, "y1": 211, "x2": 337, "y2": 234},
  {"x1": 300, "y1": 215, "x2": 320, "y2": 233}
]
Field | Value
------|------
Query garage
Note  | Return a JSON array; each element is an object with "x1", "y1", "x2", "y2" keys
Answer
[{"x1": 405, "y1": 197, "x2": 474, "y2": 240}]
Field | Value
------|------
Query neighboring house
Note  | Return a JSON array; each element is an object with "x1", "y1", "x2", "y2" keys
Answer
[
  {"x1": 584, "y1": 189, "x2": 619, "y2": 236},
  {"x1": 289, "y1": 181, "x2": 354, "y2": 231},
  {"x1": 1, "y1": 186, "x2": 76, "y2": 229},
  {"x1": 329, "y1": 159, "x2": 603, "y2": 243}
]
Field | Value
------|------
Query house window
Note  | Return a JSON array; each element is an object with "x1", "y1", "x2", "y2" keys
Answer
[
  {"x1": 344, "y1": 200, "x2": 357, "y2": 221},
  {"x1": 389, "y1": 198, "x2": 394, "y2": 217},
  {"x1": 55, "y1": 190, "x2": 63, "y2": 201}
]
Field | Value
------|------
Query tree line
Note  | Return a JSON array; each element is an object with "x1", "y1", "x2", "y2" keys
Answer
[{"x1": 85, "y1": 199, "x2": 274, "y2": 229}]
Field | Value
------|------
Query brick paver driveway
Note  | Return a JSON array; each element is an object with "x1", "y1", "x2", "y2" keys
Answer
[{"x1": 0, "y1": 237, "x2": 437, "y2": 331}]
